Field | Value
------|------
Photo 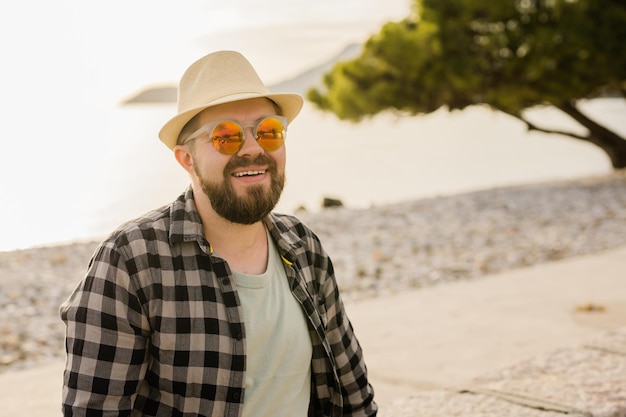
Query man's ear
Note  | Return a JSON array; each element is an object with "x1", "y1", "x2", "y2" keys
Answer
[{"x1": 174, "y1": 145, "x2": 194, "y2": 175}]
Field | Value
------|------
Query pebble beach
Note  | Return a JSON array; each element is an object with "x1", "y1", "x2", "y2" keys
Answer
[{"x1": 1, "y1": 169, "x2": 625, "y2": 375}]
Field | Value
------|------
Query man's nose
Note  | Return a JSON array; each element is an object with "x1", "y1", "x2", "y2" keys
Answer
[{"x1": 237, "y1": 127, "x2": 263, "y2": 156}]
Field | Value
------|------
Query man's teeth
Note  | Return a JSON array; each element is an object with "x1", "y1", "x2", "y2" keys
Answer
[{"x1": 233, "y1": 170, "x2": 266, "y2": 177}]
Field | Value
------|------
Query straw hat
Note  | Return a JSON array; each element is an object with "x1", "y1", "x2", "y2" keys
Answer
[{"x1": 158, "y1": 50, "x2": 304, "y2": 150}]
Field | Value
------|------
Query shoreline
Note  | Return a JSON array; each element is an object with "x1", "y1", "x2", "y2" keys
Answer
[
  {"x1": 1, "y1": 169, "x2": 625, "y2": 374},
  {"x1": 3, "y1": 167, "x2": 621, "y2": 255}
]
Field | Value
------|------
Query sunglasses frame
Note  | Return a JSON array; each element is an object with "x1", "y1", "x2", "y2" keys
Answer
[{"x1": 182, "y1": 115, "x2": 289, "y2": 155}]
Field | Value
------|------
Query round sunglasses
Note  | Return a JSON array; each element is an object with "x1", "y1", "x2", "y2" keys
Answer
[{"x1": 183, "y1": 116, "x2": 288, "y2": 155}]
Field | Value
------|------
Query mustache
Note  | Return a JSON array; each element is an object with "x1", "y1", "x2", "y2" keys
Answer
[{"x1": 225, "y1": 154, "x2": 277, "y2": 172}]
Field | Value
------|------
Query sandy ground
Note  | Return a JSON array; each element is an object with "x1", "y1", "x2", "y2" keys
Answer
[{"x1": 1, "y1": 245, "x2": 624, "y2": 415}]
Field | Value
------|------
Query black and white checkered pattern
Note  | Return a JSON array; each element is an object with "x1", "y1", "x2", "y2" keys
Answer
[{"x1": 60, "y1": 187, "x2": 377, "y2": 416}]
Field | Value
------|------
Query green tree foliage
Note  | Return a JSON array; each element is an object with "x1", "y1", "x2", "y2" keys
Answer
[{"x1": 308, "y1": 0, "x2": 626, "y2": 168}]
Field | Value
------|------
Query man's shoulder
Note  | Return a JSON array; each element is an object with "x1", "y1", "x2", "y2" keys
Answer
[
  {"x1": 265, "y1": 212, "x2": 327, "y2": 260},
  {"x1": 104, "y1": 203, "x2": 172, "y2": 248},
  {"x1": 267, "y1": 212, "x2": 315, "y2": 237},
  {"x1": 101, "y1": 189, "x2": 199, "y2": 251}
]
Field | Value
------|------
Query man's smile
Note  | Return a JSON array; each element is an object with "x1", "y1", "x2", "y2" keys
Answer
[{"x1": 232, "y1": 169, "x2": 267, "y2": 178}]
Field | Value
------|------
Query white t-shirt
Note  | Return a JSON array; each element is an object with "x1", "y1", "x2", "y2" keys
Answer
[{"x1": 231, "y1": 230, "x2": 312, "y2": 416}]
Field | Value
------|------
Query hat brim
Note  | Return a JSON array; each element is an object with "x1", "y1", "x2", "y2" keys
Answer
[{"x1": 158, "y1": 92, "x2": 304, "y2": 150}]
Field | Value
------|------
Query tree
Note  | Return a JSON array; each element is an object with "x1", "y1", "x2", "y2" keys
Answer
[{"x1": 308, "y1": 0, "x2": 626, "y2": 168}]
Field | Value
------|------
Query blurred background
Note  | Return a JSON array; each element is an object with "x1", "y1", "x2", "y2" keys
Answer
[{"x1": 0, "y1": 0, "x2": 623, "y2": 251}]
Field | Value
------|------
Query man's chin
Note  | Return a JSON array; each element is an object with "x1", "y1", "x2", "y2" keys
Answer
[
  {"x1": 233, "y1": 183, "x2": 267, "y2": 199},
  {"x1": 197, "y1": 167, "x2": 285, "y2": 224},
  {"x1": 230, "y1": 176, "x2": 270, "y2": 191}
]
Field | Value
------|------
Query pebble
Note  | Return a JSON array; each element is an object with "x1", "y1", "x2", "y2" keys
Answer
[{"x1": 1, "y1": 170, "x2": 625, "y2": 374}]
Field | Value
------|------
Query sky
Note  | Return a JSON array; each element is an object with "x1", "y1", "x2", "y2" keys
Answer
[{"x1": 0, "y1": 0, "x2": 412, "y2": 102}]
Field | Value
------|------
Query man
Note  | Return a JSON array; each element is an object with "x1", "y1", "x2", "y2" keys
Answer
[{"x1": 61, "y1": 50, "x2": 377, "y2": 416}]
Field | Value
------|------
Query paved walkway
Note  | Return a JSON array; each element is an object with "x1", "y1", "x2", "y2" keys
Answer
[{"x1": 347, "y1": 246, "x2": 626, "y2": 404}]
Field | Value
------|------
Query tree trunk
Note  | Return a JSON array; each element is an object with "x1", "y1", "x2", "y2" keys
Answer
[{"x1": 557, "y1": 100, "x2": 626, "y2": 169}]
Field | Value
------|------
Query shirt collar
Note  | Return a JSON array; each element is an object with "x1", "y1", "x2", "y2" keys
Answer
[
  {"x1": 169, "y1": 186, "x2": 206, "y2": 245},
  {"x1": 168, "y1": 186, "x2": 305, "y2": 261},
  {"x1": 264, "y1": 213, "x2": 305, "y2": 265}
]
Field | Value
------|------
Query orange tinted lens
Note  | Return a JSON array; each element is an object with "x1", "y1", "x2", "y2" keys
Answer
[
  {"x1": 256, "y1": 117, "x2": 286, "y2": 151},
  {"x1": 212, "y1": 121, "x2": 244, "y2": 154}
]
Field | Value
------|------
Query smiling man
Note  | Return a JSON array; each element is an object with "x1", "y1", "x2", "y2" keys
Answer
[{"x1": 60, "y1": 51, "x2": 377, "y2": 417}]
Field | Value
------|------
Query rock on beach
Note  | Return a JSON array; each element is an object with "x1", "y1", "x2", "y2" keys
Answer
[{"x1": 1, "y1": 169, "x2": 625, "y2": 374}]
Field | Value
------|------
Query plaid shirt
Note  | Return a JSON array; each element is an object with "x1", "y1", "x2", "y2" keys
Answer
[{"x1": 60, "y1": 187, "x2": 377, "y2": 417}]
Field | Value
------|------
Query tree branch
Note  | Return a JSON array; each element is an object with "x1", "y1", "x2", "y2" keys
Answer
[
  {"x1": 494, "y1": 106, "x2": 589, "y2": 141},
  {"x1": 519, "y1": 116, "x2": 589, "y2": 141}
]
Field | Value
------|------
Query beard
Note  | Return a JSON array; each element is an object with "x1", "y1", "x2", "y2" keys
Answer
[{"x1": 195, "y1": 153, "x2": 285, "y2": 225}]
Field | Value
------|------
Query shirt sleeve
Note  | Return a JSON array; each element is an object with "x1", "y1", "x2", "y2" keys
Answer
[
  {"x1": 321, "y1": 257, "x2": 378, "y2": 416},
  {"x1": 60, "y1": 242, "x2": 150, "y2": 417}
]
